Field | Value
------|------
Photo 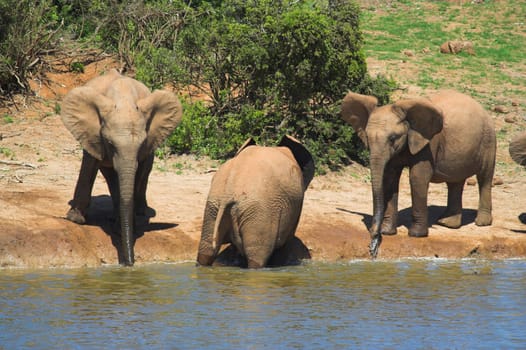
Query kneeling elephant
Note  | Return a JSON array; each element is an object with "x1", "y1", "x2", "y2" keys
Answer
[{"x1": 197, "y1": 136, "x2": 314, "y2": 268}]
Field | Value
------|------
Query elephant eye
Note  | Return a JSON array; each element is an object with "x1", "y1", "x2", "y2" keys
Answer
[
  {"x1": 106, "y1": 140, "x2": 117, "y2": 152},
  {"x1": 388, "y1": 134, "x2": 398, "y2": 144}
]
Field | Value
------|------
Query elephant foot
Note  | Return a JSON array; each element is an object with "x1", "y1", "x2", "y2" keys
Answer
[
  {"x1": 66, "y1": 208, "x2": 86, "y2": 224},
  {"x1": 408, "y1": 224, "x2": 428, "y2": 238},
  {"x1": 475, "y1": 211, "x2": 492, "y2": 226},
  {"x1": 437, "y1": 213, "x2": 462, "y2": 229},
  {"x1": 381, "y1": 222, "x2": 397, "y2": 236}
]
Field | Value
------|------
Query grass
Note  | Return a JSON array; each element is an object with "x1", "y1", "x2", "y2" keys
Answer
[
  {"x1": 358, "y1": 0, "x2": 526, "y2": 178},
  {"x1": 2, "y1": 114, "x2": 14, "y2": 124},
  {"x1": 360, "y1": 0, "x2": 526, "y2": 107},
  {"x1": 0, "y1": 147, "x2": 14, "y2": 158}
]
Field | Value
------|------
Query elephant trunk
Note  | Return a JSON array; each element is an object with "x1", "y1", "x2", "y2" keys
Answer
[
  {"x1": 117, "y1": 164, "x2": 138, "y2": 266},
  {"x1": 369, "y1": 154, "x2": 388, "y2": 258}
]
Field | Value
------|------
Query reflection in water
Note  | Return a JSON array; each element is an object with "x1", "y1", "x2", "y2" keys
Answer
[{"x1": 0, "y1": 260, "x2": 525, "y2": 349}]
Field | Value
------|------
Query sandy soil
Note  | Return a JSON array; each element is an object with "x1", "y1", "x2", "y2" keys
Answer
[{"x1": 0, "y1": 58, "x2": 525, "y2": 268}]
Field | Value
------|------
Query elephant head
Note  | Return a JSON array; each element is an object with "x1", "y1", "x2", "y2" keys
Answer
[
  {"x1": 341, "y1": 92, "x2": 443, "y2": 257},
  {"x1": 509, "y1": 131, "x2": 526, "y2": 167},
  {"x1": 61, "y1": 70, "x2": 182, "y2": 266}
]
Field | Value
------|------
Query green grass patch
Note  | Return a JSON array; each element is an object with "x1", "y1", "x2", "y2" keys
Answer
[{"x1": 361, "y1": 0, "x2": 526, "y2": 100}]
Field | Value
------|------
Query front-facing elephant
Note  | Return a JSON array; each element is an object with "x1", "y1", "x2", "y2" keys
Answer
[
  {"x1": 61, "y1": 69, "x2": 182, "y2": 266},
  {"x1": 197, "y1": 136, "x2": 315, "y2": 268},
  {"x1": 341, "y1": 90, "x2": 496, "y2": 258}
]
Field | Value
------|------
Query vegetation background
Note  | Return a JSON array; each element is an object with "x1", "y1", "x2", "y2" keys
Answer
[{"x1": 1, "y1": 0, "x2": 524, "y2": 174}]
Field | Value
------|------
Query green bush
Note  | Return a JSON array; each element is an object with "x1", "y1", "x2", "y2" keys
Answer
[
  {"x1": 0, "y1": 0, "x2": 62, "y2": 95},
  {"x1": 0, "y1": 0, "x2": 396, "y2": 170},
  {"x1": 165, "y1": 0, "x2": 396, "y2": 170}
]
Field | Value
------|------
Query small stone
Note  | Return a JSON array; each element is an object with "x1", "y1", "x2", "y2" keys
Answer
[
  {"x1": 511, "y1": 100, "x2": 519, "y2": 107},
  {"x1": 466, "y1": 178, "x2": 477, "y2": 186},
  {"x1": 402, "y1": 49, "x2": 415, "y2": 57},
  {"x1": 493, "y1": 105, "x2": 509, "y2": 114},
  {"x1": 492, "y1": 177, "x2": 504, "y2": 186},
  {"x1": 440, "y1": 40, "x2": 475, "y2": 55},
  {"x1": 504, "y1": 115, "x2": 516, "y2": 123},
  {"x1": 421, "y1": 47, "x2": 431, "y2": 54}
]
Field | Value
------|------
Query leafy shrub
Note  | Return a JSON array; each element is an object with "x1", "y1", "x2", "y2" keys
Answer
[
  {"x1": 0, "y1": 0, "x2": 62, "y2": 95},
  {"x1": 166, "y1": 0, "x2": 396, "y2": 170},
  {"x1": 0, "y1": 0, "x2": 396, "y2": 170}
]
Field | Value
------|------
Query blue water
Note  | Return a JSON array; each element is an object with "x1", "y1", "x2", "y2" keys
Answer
[{"x1": 1, "y1": 259, "x2": 525, "y2": 349}]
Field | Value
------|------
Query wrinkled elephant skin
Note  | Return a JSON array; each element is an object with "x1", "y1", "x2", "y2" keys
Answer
[
  {"x1": 60, "y1": 69, "x2": 182, "y2": 266},
  {"x1": 341, "y1": 90, "x2": 496, "y2": 258},
  {"x1": 196, "y1": 135, "x2": 314, "y2": 268}
]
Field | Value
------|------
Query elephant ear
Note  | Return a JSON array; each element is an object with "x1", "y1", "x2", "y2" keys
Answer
[
  {"x1": 279, "y1": 135, "x2": 315, "y2": 191},
  {"x1": 509, "y1": 131, "x2": 526, "y2": 166},
  {"x1": 340, "y1": 91, "x2": 378, "y2": 147},
  {"x1": 60, "y1": 86, "x2": 114, "y2": 160},
  {"x1": 138, "y1": 90, "x2": 183, "y2": 153},
  {"x1": 394, "y1": 98, "x2": 444, "y2": 155},
  {"x1": 235, "y1": 137, "x2": 257, "y2": 156}
]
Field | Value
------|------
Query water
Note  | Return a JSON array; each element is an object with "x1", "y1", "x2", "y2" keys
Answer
[{"x1": 1, "y1": 260, "x2": 525, "y2": 349}]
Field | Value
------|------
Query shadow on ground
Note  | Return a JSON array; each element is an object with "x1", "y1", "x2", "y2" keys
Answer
[{"x1": 83, "y1": 195, "x2": 178, "y2": 264}]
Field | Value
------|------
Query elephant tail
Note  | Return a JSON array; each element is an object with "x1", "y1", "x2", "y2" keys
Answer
[{"x1": 211, "y1": 201, "x2": 235, "y2": 252}]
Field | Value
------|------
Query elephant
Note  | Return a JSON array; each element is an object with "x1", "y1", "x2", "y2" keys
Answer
[
  {"x1": 61, "y1": 69, "x2": 182, "y2": 266},
  {"x1": 509, "y1": 131, "x2": 526, "y2": 167},
  {"x1": 341, "y1": 90, "x2": 496, "y2": 258},
  {"x1": 196, "y1": 135, "x2": 315, "y2": 268}
]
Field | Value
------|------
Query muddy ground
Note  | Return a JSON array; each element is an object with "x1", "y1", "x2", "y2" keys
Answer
[{"x1": 0, "y1": 57, "x2": 525, "y2": 268}]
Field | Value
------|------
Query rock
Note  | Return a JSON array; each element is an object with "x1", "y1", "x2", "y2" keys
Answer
[
  {"x1": 511, "y1": 100, "x2": 519, "y2": 107},
  {"x1": 492, "y1": 177, "x2": 504, "y2": 186},
  {"x1": 421, "y1": 47, "x2": 431, "y2": 54},
  {"x1": 466, "y1": 177, "x2": 477, "y2": 186},
  {"x1": 504, "y1": 115, "x2": 516, "y2": 123},
  {"x1": 493, "y1": 105, "x2": 509, "y2": 114},
  {"x1": 440, "y1": 40, "x2": 475, "y2": 55},
  {"x1": 402, "y1": 49, "x2": 415, "y2": 57}
]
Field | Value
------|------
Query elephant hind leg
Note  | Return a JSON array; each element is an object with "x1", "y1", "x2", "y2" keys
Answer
[
  {"x1": 475, "y1": 171, "x2": 493, "y2": 226},
  {"x1": 437, "y1": 181, "x2": 464, "y2": 229},
  {"x1": 242, "y1": 230, "x2": 276, "y2": 269}
]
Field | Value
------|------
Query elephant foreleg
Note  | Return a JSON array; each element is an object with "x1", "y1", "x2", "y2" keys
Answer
[
  {"x1": 100, "y1": 166, "x2": 120, "y2": 214},
  {"x1": 408, "y1": 161, "x2": 432, "y2": 237},
  {"x1": 437, "y1": 181, "x2": 464, "y2": 229},
  {"x1": 67, "y1": 150, "x2": 100, "y2": 224},
  {"x1": 134, "y1": 154, "x2": 154, "y2": 217},
  {"x1": 381, "y1": 166, "x2": 403, "y2": 235}
]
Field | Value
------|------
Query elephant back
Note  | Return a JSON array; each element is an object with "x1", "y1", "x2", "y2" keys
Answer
[{"x1": 229, "y1": 146, "x2": 305, "y2": 198}]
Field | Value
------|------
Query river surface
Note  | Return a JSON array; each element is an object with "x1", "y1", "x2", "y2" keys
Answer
[{"x1": 1, "y1": 259, "x2": 525, "y2": 349}]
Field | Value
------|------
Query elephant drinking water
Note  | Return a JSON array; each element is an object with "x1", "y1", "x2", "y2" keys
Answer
[
  {"x1": 340, "y1": 90, "x2": 496, "y2": 258},
  {"x1": 61, "y1": 69, "x2": 182, "y2": 266}
]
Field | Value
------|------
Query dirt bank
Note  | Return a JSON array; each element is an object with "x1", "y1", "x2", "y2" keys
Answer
[{"x1": 0, "y1": 60, "x2": 525, "y2": 268}]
